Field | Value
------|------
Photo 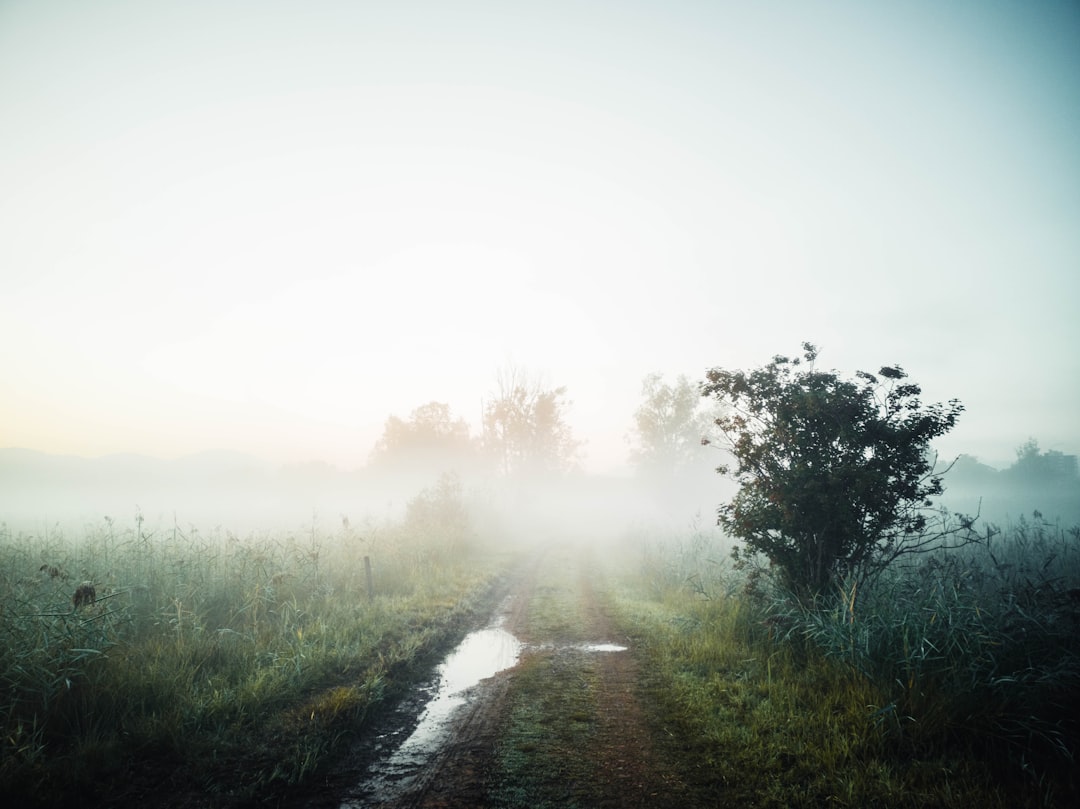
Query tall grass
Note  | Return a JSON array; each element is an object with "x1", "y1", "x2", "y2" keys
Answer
[
  {"x1": 788, "y1": 516, "x2": 1080, "y2": 789},
  {"x1": 0, "y1": 493, "x2": 509, "y2": 806},
  {"x1": 611, "y1": 516, "x2": 1080, "y2": 807}
]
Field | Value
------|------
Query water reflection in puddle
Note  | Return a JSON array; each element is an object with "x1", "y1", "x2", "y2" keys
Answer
[
  {"x1": 343, "y1": 619, "x2": 521, "y2": 806},
  {"x1": 392, "y1": 623, "x2": 521, "y2": 758},
  {"x1": 580, "y1": 642, "x2": 628, "y2": 653},
  {"x1": 527, "y1": 641, "x2": 630, "y2": 654}
]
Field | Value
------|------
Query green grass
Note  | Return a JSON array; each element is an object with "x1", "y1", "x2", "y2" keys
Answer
[
  {"x1": 788, "y1": 517, "x2": 1080, "y2": 800},
  {"x1": 494, "y1": 652, "x2": 601, "y2": 809},
  {"x1": 8, "y1": 504, "x2": 1074, "y2": 808},
  {"x1": 606, "y1": 523, "x2": 1079, "y2": 808},
  {"x1": 492, "y1": 546, "x2": 605, "y2": 809},
  {"x1": 0, "y1": 510, "x2": 516, "y2": 807}
]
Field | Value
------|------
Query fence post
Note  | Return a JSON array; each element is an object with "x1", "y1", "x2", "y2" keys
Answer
[{"x1": 364, "y1": 555, "x2": 374, "y2": 602}]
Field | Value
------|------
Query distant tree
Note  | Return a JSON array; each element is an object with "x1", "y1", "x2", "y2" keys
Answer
[
  {"x1": 1006, "y1": 438, "x2": 1079, "y2": 484},
  {"x1": 628, "y1": 372, "x2": 717, "y2": 478},
  {"x1": 949, "y1": 453, "x2": 1000, "y2": 483},
  {"x1": 702, "y1": 343, "x2": 969, "y2": 599},
  {"x1": 482, "y1": 365, "x2": 582, "y2": 478},
  {"x1": 369, "y1": 401, "x2": 475, "y2": 476}
]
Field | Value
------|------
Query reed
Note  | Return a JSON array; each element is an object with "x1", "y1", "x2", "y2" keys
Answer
[
  {"x1": 609, "y1": 516, "x2": 1079, "y2": 807},
  {"x1": 0, "y1": 504, "x2": 508, "y2": 807}
]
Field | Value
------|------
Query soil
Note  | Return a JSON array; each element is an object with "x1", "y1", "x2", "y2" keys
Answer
[
  {"x1": 290, "y1": 545, "x2": 692, "y2": 809},
  {"x1": 569, "y1": 558, "x2": 690, "y2": 808}
]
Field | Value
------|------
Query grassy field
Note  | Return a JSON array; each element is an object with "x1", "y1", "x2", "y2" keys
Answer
[
  {"x1": 610, "y1": 517, "x2": 1080, "y2": 808},
  {"x1": 0, "y1": 504, "x2": 516, "y2": 808},
  {"x1": 3, "y1": 497, "x2": 1077, "y2": 808}
]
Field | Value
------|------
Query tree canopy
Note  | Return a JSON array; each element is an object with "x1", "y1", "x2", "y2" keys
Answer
[
  {"x1": 628, "y1": 372, "x2": 716, "y2": 478},
  {"x1": 482, "y1": 365, "x2": 581, "y2": 478},
  {"x1": 701, "y1": 343, "x2": 966, "y2": 598},
  {"x1": 369, "y1": 401, "x2": 475, "y2": 477}
]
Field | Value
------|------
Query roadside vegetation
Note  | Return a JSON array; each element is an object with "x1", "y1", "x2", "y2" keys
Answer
[
  {"x1": 3, "y1": 350, "x2": 1077, "y2": 808},
  {"x1": 0, "y1": 478, "x2": 515, "y2": 808},
  {"x1": 0, "y1": 364, "x2": 587, "y2": 809},
  {"x1": 494, "y1": 547, "x2": 608, "y2": 809},
  {"x1": 608, "y1": 343, "x2": 1079, "y2": 807},
  {"x1": 609, "y1": 518, "x2": 1079, "y2": 808}
]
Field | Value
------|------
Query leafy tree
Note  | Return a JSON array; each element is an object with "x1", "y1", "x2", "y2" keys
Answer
[
  {"x1": 628, "y1": 372, "x2": 716, "y2": 478},
  {"x1": 482, "y1": 365, "x2": 582, "y2": 477},
  {"x1": 701, "y1": 343, "x2": 967, "y2": 599},
  {"x1": 369, "y1": 401, "x2": 475, "y2": 476}
]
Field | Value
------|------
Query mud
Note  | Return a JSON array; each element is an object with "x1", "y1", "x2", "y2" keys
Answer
[
  {"x1": 294, "y1": 547, "x2": 681, "y2": 809},
  {"x1": 290, "y1": 555, "x2": 540, "y2": 809},
  {"x1": 338, "y1": 609, "x2": 522, "y2": 807}
]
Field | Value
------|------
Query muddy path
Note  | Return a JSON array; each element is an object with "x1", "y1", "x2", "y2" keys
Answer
[{"x1": 294, "y1": 545, "x2": 691, "y2": 809}]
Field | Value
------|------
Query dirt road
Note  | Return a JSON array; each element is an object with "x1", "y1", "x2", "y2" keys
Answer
[{"x1": 299, "y1": 544, "x2": 692, "y2": 809}]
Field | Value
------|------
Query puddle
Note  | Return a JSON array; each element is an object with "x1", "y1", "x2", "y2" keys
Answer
[
  {"x1": 527, "y1": 641, "x2": 630, "y2": 654},
  {"x1": 342, "y1": 618, "x2": 521, "y2": 806},
  {"x1": 580, "y1": 642, "x2": 628, "y2": 653},
  {"x1": 335, "y1": 592, "x2": 630, "y2": 808}
]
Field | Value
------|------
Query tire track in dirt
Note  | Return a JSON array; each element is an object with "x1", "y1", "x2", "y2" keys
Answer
[
  {"x1": 399, "y1": 544, "x2": 688, "y2": 808},
  {"x1": 574, "y1": 552, "x2": 690, "y2": 808},
  {"x1": 307, "y1": 545, "x2": 687, "y2": 808},
  {"x1": 312, "y1": 552, "x2": 541, "y2": 809},
  {"x1": 375, "y1": 552, "x2": 542, "y2": 809}
]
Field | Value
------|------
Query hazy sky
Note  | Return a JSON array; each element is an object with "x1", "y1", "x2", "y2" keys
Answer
[{"x1": 2, "y1": 0, "x2": 1078, "y2": 474}]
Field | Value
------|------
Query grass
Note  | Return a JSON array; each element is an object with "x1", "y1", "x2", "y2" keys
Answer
[
  {"x1": 492, "y1": 546, "x2": 606, "y2": 809},
  {"x1": 0, "y1": 503, "x2": 516, "y2": 807},
  {"x1": 495, "y1": 652, "x2": 602, "y2": 809},
  {"x1": 607, "y1": 521, "x2": 1080, "y2": 808},
  {"x1": 790, "y1": 516, "x2": 1080, "y2": 798},
  {"x1": 6, "y1": 494, "x2": 1076, "y2": 808}
]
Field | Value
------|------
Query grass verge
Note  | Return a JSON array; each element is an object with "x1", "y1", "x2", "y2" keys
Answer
[
  {"x1": 0, "y1": 514, "x2": 517, "y2": 808},
  {"x1": 607, "y1": 525, "x2": 1078, "y2": 808},
  {"x1": 492, "y1": 546, "x2": 605, "y2": 808}
]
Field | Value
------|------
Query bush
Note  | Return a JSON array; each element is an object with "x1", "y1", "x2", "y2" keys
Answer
[{"x1": 702, "y1": 343, "x2": 967, "y2": 599}]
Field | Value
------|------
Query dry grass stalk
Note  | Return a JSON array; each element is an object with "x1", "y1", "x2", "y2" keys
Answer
[{"x1": 72, "y1": 582, "x2": 97, "y2": 609}]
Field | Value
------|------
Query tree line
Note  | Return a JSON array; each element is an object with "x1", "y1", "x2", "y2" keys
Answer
[
  {"x1": 367, "y1": 365, "x2": 720, "y2": 485},
  {"x1": 371, "y1": 347, "x2": 1076, "y2": 600}
]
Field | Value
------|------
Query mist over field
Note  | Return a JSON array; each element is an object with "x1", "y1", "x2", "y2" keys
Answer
[
  {"x1": 0, "y1": 447, "x2": 713, "y2": 541},
  {"x1": 2, "y1": 435, "x2": 1076, "y2": 544}
]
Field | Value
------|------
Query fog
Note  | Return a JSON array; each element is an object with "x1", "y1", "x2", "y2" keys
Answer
[
  {"x1": 0, "y1": 446, "x2": 731, "y2": 549},
  {"x1": 2, "y1": 1, "x2": 1078, "y2": 483},
  {"x1": 3, "y1": 438, "x2": 1076, "y2": 566},
  {"x1": 937, "y1": 451, "x2": 1080, "y2": 530}
]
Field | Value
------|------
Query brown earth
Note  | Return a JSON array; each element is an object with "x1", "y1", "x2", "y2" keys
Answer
[{"x1": 296, "y1": 545, "x2": 695, "y2": 809}]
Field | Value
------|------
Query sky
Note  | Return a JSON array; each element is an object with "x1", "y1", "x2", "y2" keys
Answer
[{"x1": 2, "y1": 0, "x2": 1078, "y2": 475}]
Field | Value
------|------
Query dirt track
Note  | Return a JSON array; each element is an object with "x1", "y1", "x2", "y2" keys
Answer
[{"x1": 299, "y1": 545, "x2": 687, "y2": 809}]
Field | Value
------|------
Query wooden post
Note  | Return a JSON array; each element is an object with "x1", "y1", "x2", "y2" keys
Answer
[{"x1": 364, "y1": 555, "x2": 374, "y2": 602}]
